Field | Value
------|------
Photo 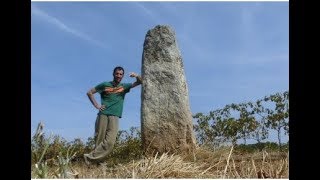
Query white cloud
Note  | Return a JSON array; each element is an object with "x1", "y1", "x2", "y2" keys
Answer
[
  {"x1": 31, "y1": 4, "x2": 109, "y2": 49},
  {"x1": 133, "y1": 2, "x2": 159, "y2": 22}
]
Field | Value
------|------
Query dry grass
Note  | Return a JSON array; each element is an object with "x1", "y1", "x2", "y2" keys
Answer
[{"x1": 35, "y1": 146, "x2": 288, "y2": 179}]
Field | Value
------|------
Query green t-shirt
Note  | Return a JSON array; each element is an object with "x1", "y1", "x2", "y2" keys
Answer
[{"x1": 95, "y1": 81, "x2": 132, "y2": 118}]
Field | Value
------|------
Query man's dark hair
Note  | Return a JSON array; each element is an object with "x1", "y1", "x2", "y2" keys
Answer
[{"x1": 113, "y1": 66, "x2": 124, "y2": 75}]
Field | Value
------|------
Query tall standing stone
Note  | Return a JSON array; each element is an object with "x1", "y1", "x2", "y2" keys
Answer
[{"x1": 141, "y1": 25, "x2": 197, "y2": 155}]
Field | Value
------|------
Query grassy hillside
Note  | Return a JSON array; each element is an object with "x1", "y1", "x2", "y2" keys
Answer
[
  {"x1": 31, "y1": 123, "x2": 288, "y2": 178},
  {"x1": 32, "y1": 146, "x2": 288, "y2": 178}
]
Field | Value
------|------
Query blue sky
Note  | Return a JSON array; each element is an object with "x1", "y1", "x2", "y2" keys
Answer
[{"x1": 31, "y1": 1, "x2": 289, "y2": 143}]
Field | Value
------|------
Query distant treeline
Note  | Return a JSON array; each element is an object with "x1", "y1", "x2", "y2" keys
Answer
[{"x1": 193, "y1": 90, "x2": 289, "y2": 150}]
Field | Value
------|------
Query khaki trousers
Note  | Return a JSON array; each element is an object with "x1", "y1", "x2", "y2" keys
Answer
[{"x1": 86, "y1": 114, "x2": 119, "y2": 162}]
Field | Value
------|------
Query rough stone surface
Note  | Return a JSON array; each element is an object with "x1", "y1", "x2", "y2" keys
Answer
[{"x1": 141, "y1": 25, "x2": 197, "y2": 155}]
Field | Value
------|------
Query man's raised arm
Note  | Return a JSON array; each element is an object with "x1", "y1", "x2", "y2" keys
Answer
[{"x1": 129, "y1": 72, "x2": 142, "y2": 88}]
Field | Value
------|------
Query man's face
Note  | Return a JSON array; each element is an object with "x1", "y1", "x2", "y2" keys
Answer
[{"x1": 113, "y1": 70, "x2": 124, "y2": 83}]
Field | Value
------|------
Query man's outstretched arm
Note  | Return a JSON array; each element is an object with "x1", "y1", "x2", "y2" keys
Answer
[{"x1": 129, "y1": 72, "x2": 142, "y2": 88}]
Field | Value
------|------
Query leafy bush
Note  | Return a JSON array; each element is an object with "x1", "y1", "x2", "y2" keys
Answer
[{"x1": 32, "y1": 125, "x2": 143, "y2": 167}]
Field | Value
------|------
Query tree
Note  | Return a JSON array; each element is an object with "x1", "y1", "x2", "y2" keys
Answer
[
  {"x1": 230, "y1": 102, "x2": 257, "y2": 145},
  {"x1": 193, "y1": 112, "x2": 215, "y2": 146},
  {"x1": 265, "y1": 91, "x2": 289, "y2": 150},
  {"x1": 192, "y1": 91, "x2": 289, "y2": 149},
  {"x1": 252, "y1": 99, "x2": 269, "y2": 144}
]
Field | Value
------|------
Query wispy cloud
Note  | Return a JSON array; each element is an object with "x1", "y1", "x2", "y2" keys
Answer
[
  {"x1": 132, "y1": 2, "x2": 162, "y2": 23},
  {"x1": 31, "y1": 4, "x2": 109, "y2": 49},
  {"x1": 134, "y1": 3, "x2": 154, "y2": 17}
]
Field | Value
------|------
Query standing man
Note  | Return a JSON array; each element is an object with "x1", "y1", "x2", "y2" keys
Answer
[{"x1": 84, "y1": 66, "x2": 142, "y2": 165}]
